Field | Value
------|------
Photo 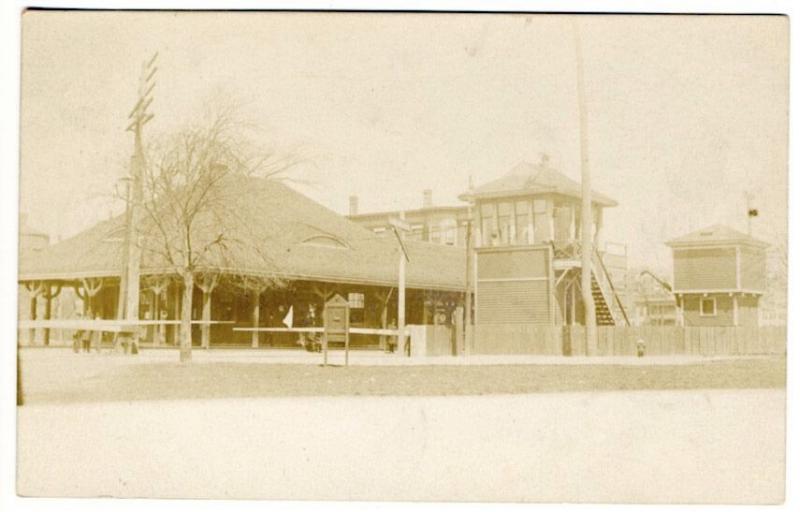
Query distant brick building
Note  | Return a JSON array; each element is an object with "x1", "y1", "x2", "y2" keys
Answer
[
  {"x1": 666, "y1": 224, "x2": 767, "y2": 327},
  {"x1": 347, "y1": 190, "x2": 470, "y2": 247}
]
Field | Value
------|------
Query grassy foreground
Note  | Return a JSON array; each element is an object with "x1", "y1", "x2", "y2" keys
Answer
[{"x1": 19, "y1": 354, "x2": 785, "y2": 405}]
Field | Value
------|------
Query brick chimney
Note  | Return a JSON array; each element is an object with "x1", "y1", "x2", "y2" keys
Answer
[
  {"x1": 422, "y1": 189, "x2": 433, "y2": 209},
  {"x1": 349, "y1": 195, "x2": 359, "y2": 216}
]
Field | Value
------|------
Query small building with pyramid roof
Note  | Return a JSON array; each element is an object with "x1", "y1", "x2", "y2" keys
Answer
[{"x1": 666, "y1": 224, "x2": 768, "y2": 326}]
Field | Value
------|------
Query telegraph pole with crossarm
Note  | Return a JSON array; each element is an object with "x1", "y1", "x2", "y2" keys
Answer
[{"x1": 117, "y1": 53, "x2": 157, "y2": 351}]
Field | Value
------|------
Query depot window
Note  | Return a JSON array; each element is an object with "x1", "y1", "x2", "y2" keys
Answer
[
  {"x1": 700, "y1": 298, "x2": 716, "y2": 316},
  {"x1": 348, "y1": 292, "x2": 365, "y2": 309}
]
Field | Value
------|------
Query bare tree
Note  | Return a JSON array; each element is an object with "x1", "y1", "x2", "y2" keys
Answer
[{"x1": 134, "y1": 105, "x2": 293, "y2": 362}]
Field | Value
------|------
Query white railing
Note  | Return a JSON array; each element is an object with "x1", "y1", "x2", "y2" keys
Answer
[{"x1": 591, "y1": 248, "x2": 630, "y2": 326}]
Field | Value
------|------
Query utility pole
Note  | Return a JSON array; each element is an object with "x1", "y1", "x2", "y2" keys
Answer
[
  {"x1": 118, "y1": 52, "x2": 157, "y2": 349},
  {"x1": 390, "y1": 214, "x2": 411, "y2": 356},
  {"x1": 572, "y1": 20, "x2": 597, "y2": 355},
  {"x1": 464, "y1": 176, "x2": 475, "y2": 356},
  {"x1": 463, "y1": 213, "x2": 472, "y2": 356}
]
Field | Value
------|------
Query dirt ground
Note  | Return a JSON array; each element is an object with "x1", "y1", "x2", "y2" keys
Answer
[
  {"x1": 17, "y1": 390, "x2": 785, "y2": 503},
  {"x1": 15, "y1": 349, "x2": 786, "y2": 503},
  {"x1": 17, "y1": 348, "x2": 785, "y2": 404}
]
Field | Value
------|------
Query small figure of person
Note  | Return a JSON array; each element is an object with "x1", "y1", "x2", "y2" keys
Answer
[
  {"x1": 301, "y1": 305, "x2": 321, "y2": 352},
  {"x1": 159, "y1": 310, "x2": 169, "y2": 345},
  {"x1": 72, "y1": 312, "x2": 84, "y2": 353},
  {"x1": 81, "y1": 318, "x2": 93, "y2": 353},
  {"x1": 92, "y1": 313, "x2": 103, "y2": 353}
]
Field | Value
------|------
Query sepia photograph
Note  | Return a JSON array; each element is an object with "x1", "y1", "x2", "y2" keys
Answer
[{"x1": 3, "y1": 4, "x2": 794, "y2": 508}]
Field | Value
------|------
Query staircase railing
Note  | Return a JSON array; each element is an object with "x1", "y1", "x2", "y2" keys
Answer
[
  {"x1": 552, "y1": 239, "x2": 581, "y2": 260},
  {"x1": 591, "y1": 247, "x2": 631, "y2": 326},
  {"x1": 549, "y1": 239, "x2": 632, "y2": 327}
]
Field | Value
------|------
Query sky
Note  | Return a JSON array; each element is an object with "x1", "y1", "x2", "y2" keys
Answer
[{"x1": 19, "y1": 12, "x2": 789, "y2": 272}]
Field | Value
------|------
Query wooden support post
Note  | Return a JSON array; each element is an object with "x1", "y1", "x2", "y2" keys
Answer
[
  {"x1": 56, "y1": 296, "x2": 64, "y2": 344},
  {"x1": 172, "y1": 281, "x2": 182, "y2": 346},
  {"x1": 79, "y1": 279, "x2": 102, "y2": 314},
  {"x1": 472, "y1": 249, "x2": 479, "y2": 344},
  {"x1": 323, "y1": 332, "x2": 328, "y2": 366},
  {"x1": 24, "y1": 281, "x2": 48, "y2": 345},
  {"x1": 548, "y1": 245, "x2": 556, "y2": 325},
  {"x1": 570, "y1": 204, "x2": 577, "y2": 241},
  {"x1": 399, "y1": 247, "x2": 406, "y2": 355},
  {"x1": 29, "y1": 295, "x2": 38, "y2": 345},
  {"x1": 201, "y1": 290, "x2": 212, "y2": 349},
  {"x1": 373, "y1": 288, "x2": 393, "y2": 352},
  {"x1": 148, "y1": 291, "x2": 156, "y2": 344},
  {"x1": 197, "y1": 274, "x2": 219, "y2": 350},
  {"x1": 251, "y1": 289, "x2": 261, "y2": 349},
  {"x1": 345, "y1": 325, "x2": 350, "y2": 367},
  {"x1": 151, "y1": 285, "x2": 165, "y2": 346},
  {"x1": 571, "y1": 280, "x2": 577, "y2": 325},
  {"x1": 527, "y1": 199, "x2": 534, "y2": 244},
  {"x1": 380, "y1": 302, "x2": 388, "y2": 350},
  {"x1": 32, "y1": 281, "x2": 63, "y2": 346},
  {"x1": 493, "y1": 202, "x2": 500, "y2": 246},
  {"x1": 44, "y1": 291, "x2": 52, "y2": 346}
]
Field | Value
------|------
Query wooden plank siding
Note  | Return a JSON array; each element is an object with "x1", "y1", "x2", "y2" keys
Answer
[
  {"x1": 476, "y1": 247, "x2": 549, "y2": 280},
  {"x1": 475, "y1": 245, "x2": 552, "y2": 325},
  {"x1": 673, "y1": 247, "x2": 737, "y2": 290},
  {"x1": 739, "y1": 245, "x2": 767, "y2": 291},
  {"x1": 737, "y1": 294, "x2": 760, "y2": 326},
  {"x1": 682, "y1": 294, "x2": 735, "y2": 326},
  {"x1": 476, "y1": 280, "x2": 550, "y2": 324}
]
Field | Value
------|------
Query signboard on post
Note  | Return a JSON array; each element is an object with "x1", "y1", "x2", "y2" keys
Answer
[
  {"x1": 388, "y1": 216, "x2": 411, "y2": 233},
  {"x1": 323, "y1": 294, "x2": 350, "y2": 366}
]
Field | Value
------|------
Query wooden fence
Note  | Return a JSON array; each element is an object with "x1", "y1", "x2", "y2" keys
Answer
[
  {"x1": 469, "y1": 324, "x2": 787, "y2": 357},
  {"x1": 469, "y1": 324, "x2": 562, "y2": 355}
]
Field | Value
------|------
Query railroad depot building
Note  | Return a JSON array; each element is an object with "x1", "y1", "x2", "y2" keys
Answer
[
  {"x1": 18, "y1": 176, "x2": 466, "y2": 349},
  {"x1": 20, "y1": 158, "x2": 634, "y2": 352},
  {"x1": 666, "y1": 224, "x2": 768, "y2": 327}
]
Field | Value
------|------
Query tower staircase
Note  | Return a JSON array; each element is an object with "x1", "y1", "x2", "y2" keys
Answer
[
  {"x1": 590, "y1": 248, "x2": 630, "y2": 326},
  {"x1": 551, "y1": 240, "x2": 631, "y2": 327},
  {"x1": 591, "y1": 274, "x2": 616, "y2": 325}
]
